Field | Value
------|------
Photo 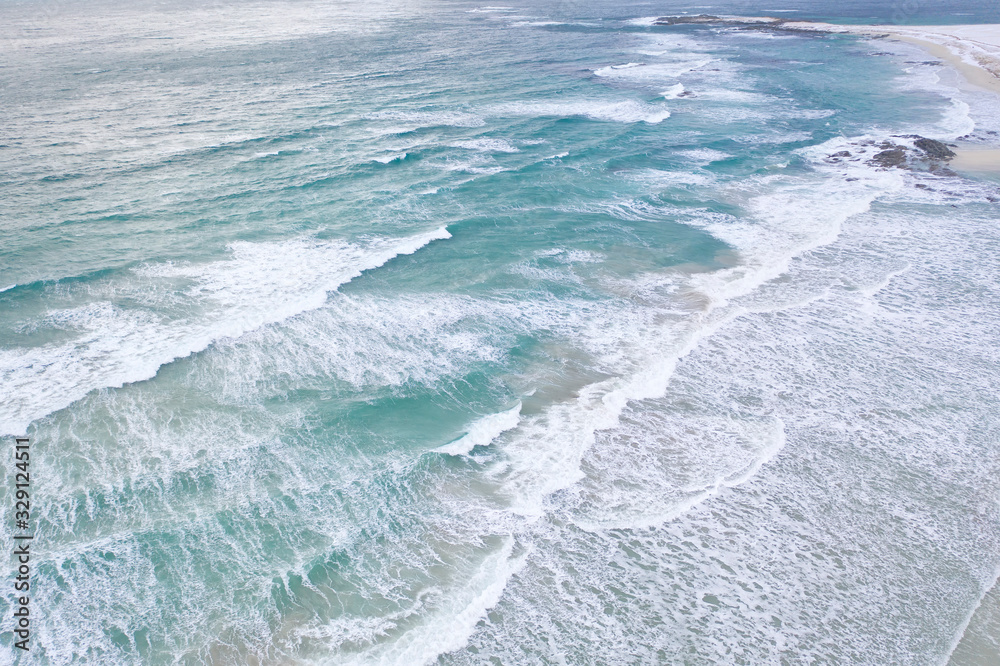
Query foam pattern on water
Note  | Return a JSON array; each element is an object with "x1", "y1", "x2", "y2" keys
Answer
[
  {"x1": 0, "y1": 228, "x2": 451, "y2": 437},
  {"x1": 447, "y1": 176, "x2": 1000, "y2": 666}
]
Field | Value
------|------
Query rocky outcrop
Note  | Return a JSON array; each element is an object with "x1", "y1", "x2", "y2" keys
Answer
[
  {"x1": 654, "y1": 15, "x2": 724, "y2": 25},
  {"x1": 847, "y1": 135, "x2": 957, "y2": 172},
  {"x1": 871, "y1": 148, "x2": 907, "y2": 168},
  {"x1": 913, "y1": 137, "x2": 956, "y2": 159},
  {"x1": 821, "y1": 135, "x2": 961, "y2": 178},
  {"x1": 653, "y1": 15, "x2": 783, "y2": 27}
]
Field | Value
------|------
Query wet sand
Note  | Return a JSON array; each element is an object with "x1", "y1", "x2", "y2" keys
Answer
[
  {"x1": 951, "y1": 147, "x2": 1000, "y2": 174},
  {"x1": 948, "y1": 573, "x2": 1000, "y2": 665}
]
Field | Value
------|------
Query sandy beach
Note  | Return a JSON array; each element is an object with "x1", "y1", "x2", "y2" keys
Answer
[
  {"x1": 655, "y1": 17, "x2": 1000, "y2": 172},
  {"x1": 783, "y1": 22, "x2": 1000, "y2": 173},
  {"x1": 791, "y1": 24, "x2": 1000, "y2": 91},
  {"x1": 951, "y1": 147, "x2": 1000, "y2": 172}
]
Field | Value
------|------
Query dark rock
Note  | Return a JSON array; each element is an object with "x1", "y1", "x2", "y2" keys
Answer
[
  {"x1": 654, "y1": 14, "x2": 723, "y2": 25},
  {"x1": 928, "y1": 164, "x2": 958, "y2": 177},
  {"x1": 914, "y1": 137, "x2": 956, "y2": 160},
  {"x1": 653, "y1": 14, "x2": 782, "y2": 27},
  {"x1": 831, "y1": 150, "x2": 851, "y2": 158},
  {"x1": 870, "y1": 148, "x2": 906, "y2": 168}
]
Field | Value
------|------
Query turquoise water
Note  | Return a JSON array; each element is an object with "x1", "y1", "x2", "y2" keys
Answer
[{"x1": 1, "y1": 1, "x2": 1000, "y2": 663}]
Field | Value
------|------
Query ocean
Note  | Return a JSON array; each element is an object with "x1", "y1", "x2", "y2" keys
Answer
[{"x1": 1, "y1": 0, "x2": 999, "y2": 663}]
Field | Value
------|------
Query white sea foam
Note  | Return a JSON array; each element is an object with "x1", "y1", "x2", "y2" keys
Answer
[
  {"x1": 8, "y1": 5, "x2": 1000, "y2": 665},
  {"x1": 688, "y1": 137, "x2": 905, "y2": 306},
  {"x1": 450, "y1": 138, "x2": 520, "y2": 153},
  {"x1": 937, "y1": 97, "x2": 975, "y2": 138},
  {"x1": 944, "y1": 565, "x2": 1000, "y2": 665},
  {"x1": 594, "y1": 59, "x2": 715, "y2": 81},
  {"x1": 676, "y1": 148, "x2": 732, "y2": 163},
  {"x1": 440, "y1": 162, "x2": 509, "y2": 175},
  {"x1": 374, "y1": 152, "x2": 407, "y2": 163},
  {"x1": 465, "y1": 6, "x2": 517, "y2": 13},
  {"x1": 629, "y1": 168, "x2": 715, "y2": 188},
  {"x1": 511, "y1": 21, "x2": 566, "y2": 27},
  {"x1": 534, "y1": 248, "x2": 604, "y2": 264},
  {"x1": 562, "y1": 250, "x2": 603, "y2": 264},
  {"x1": 731, "y1": 131, "x2": 814, "y2": 144},
  {"x1": 695, "y1": 88, "x2": 770, "y2": 103},
  {"x1": 592, "y1": 62, "x2": 644, "y2": 76},
  {"x1": 885, "y1": 41, "x2": 984, "y2": 140},
  {"x1": 661, "y1": 83, "x2": 687, "y2": 98},
  {"x1": 0, "y1": 227, "x2": 451, "y2": 436},
  {"x1": 492, "y1": 100, "x2": 671, "y2": 124},
  {"x1": 452, "y1": 132, "x2": 1000, "y2": 665},
  {"x1": 2, "y1": 0, "x2": 402, "y2": 54},
  {"x1": 339, "y1": 538, "x2": 529, "y2": 666},
  {"x1": 364, "y1": 110, "x2": 486, "y2": 130},
  {"x1": 571, "y1": 416, "x2": 787, "y2": 531},
  {"x1": 435, "y1": 403, "x2": 522, "y2": 456},
  {"x1": 489, "y1": 134, "x2": 905, "y2": 517}
]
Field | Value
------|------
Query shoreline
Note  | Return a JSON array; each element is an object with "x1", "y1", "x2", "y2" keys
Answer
[
  {"x1": 652, "y1": 17, "x2": 1000, "y2": 96},
  {"x1": 653, "y1": 15, "x2": 1000, "y2": 657},
  {"x1": 656, "y1": 17, "x2": 1000, "y2": 171},
  {"x1": 785, "y1": 22, "x2": 1000, "y2": 172},
  {"x1": 788, "y1": 20, "x2": 1000, "y2": 661},
  {"x1": 782, "y1": 22, "x2": 1000, "y2": 96},
  {"x1": 889, "y1": 33, "x2": 1000, "y2": 95},
  {"x1": 794, "y1": 22, "x2": 1000, "y2": 657},
  {"x1": 947, "y1": 568, "x2": 1000, "y2": 665}
]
